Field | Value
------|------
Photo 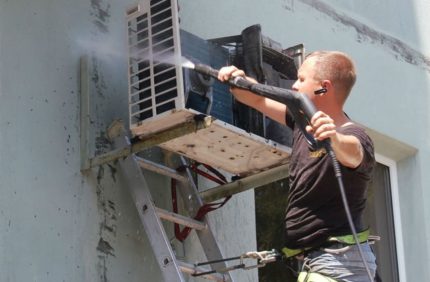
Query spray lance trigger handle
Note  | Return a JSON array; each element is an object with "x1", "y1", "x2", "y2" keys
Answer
[{"x1": 292, "y1": 93, "x2": 327, "y2": 149}]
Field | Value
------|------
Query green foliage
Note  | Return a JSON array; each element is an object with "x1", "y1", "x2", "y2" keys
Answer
[{"x1": 255, "y1": 179, "x2": 297, "y2": 282}]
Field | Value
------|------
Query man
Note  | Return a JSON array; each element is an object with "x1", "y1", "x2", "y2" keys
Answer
[{"x1": 218, "y1": 51, "x2": 377, "y2": 281}]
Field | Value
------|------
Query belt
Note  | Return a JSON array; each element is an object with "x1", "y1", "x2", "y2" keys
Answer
[{"x1": 282, "y1": 229, "x2": 371, "y2": 259}]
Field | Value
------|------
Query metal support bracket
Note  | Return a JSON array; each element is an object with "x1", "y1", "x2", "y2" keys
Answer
[{"x1": 80, "y1": 55, "x2": 91, "y2": 171}]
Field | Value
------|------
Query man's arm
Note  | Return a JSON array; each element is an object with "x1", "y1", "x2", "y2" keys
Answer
[
  {"x1": 330, "y1": 133, "x2": 363, "y2": 168},
  {"x1": 307, "y1": 111, "x2": 364, "y2": 168},
  {"x1": 218, "y1": 66, "x2": 289, "y2": 125}
]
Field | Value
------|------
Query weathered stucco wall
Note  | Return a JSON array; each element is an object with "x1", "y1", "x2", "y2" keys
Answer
[
  {"x1": 179, "y1": 0, "x2": 430, "y2": 281},
  {"x1": 0, "y1": 0, "x2": 258, "y2": 281},
  {"x1": 0, "y1": 0, "x2": 143, "y2": 281}
]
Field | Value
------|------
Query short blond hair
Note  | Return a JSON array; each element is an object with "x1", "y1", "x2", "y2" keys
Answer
[{"x1": 306, "y1": 51, "x2": 356, "y2": 101}]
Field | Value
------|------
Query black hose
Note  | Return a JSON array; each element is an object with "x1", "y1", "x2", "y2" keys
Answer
[{"x1": 325, "y1": 142, "x2": 374, "y2": 281}]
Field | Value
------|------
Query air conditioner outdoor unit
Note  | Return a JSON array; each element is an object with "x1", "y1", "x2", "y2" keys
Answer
[
  {"x1": 126, "y1": 0, "x2": 300, "y2": 176},
  {"x1": 127, "y1": 0, "x2": 185, "y2": 133}
]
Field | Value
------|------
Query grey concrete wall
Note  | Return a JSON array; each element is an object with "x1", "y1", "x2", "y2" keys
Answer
[
  {"x1": 0, "y1": 0, "x2": 147, "y2": 281},
  {"x1": 0, "y1": 0, "x2": 259, "y2": 281},
  {"x1": 179, "y1": 0, "x2": 430, "y2": 280}
]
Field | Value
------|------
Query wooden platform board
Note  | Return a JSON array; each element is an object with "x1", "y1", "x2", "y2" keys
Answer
[{"x1": 131, "y1": 109, "x2": 291, "y2": 176}]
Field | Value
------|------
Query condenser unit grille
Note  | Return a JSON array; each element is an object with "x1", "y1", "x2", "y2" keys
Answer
[{"x1": 127, "y1": 0, "x2": 184, "y2": 129}]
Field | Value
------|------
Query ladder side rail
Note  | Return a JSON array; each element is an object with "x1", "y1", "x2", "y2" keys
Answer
[
  {"x1": 175, "y1": 156, "x2": 234, "y2": 281},
  {"x1": 114, "y1": 135, "x2": 186, "y2": 282}
]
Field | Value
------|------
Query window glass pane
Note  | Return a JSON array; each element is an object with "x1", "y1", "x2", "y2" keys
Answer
[{"x1": 365, "y1": 162, "x2": 399, "y2": 282}]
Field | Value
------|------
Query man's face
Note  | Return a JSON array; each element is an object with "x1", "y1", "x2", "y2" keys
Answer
[{"x1": 291, "y1": 57, "x2": 321, "y2": 98}]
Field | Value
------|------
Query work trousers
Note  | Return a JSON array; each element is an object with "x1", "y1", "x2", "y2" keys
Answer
[{"x1": 302, "y1": 242, "x2": 377, "y2": 282}]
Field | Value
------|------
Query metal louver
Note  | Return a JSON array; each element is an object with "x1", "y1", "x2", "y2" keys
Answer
[{"x1": 127, "y1": 0, "x2": 184, "y2": 130}]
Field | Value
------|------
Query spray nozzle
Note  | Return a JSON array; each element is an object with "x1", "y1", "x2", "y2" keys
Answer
[{"x1": 193, "y1": 63, "x2": 220, "y2": 79}]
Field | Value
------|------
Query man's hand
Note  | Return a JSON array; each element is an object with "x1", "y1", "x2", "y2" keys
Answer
[
  {"x1": 307, "y1": 111, "x2": 363, "y2": 168},
  {"x1": 217, "y1": 66, "x2": 246, "y2": 82},
  {"x1": 218, "y1": 66, "x2": 259, "y2": 85},
  {"x1": 217, "y1": 65, "x2": 287, "y2": 125},
  {"x1": 306, "y1": 111, "x2": 337, "y2": 141}
]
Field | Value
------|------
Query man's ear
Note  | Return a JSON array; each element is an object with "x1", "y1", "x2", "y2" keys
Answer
[{"x1": 322, "y1": 80, "x2": 332, "y2": 91}]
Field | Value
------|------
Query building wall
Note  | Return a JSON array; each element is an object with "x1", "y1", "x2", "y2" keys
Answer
[
  {"x1": 0, "y1": 0, "x2": 257, "y2": 281},
  {"x1": 178, "y1": 0, "x2": 430, "y2": 281}
]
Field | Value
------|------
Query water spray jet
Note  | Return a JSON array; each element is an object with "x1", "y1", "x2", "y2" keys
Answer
[{"x1": 181, "y1": 59, "x2": 195, "y2": 69}]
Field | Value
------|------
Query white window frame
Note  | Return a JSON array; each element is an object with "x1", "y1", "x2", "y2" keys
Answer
[{"x1": 375, "y1": 153, "x2": 406, "y2": 282}]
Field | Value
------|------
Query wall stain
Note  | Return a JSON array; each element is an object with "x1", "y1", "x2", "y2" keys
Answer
[
  {"x1": 96, "y1": 165, "x2": 105, "y2": 185},
  {"x1": 95, "y1": 163, "x2": 118, "y2": 281},
  {"x1": 97, "y1": 237, "x2": 115, "y2": 256},
  {"x1": 90, "y1": 0, "x2": 111, "y2": 33},
  {"x1": 282, "y1": 0, "x2": 295, "y2": 11},
  {"x1": 298, "y1": 0, "x2": 430, "y2": 72},
  {"x1": 91, "y1": 56, "x2": 107, "y2": 99},
  {"x1": 97, "y1": 255, "x2": 108, "y2": 282},
  {"x1": 107, "y1": 164, "x2": 117, "y2": 182},
  {"x1": 95, "y1": 133, "x2": 110, "y2": 156}
]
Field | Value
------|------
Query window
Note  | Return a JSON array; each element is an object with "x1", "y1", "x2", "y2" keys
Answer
[{"x1": 365, "y1": 156, "x2": 406, "y2": 281}]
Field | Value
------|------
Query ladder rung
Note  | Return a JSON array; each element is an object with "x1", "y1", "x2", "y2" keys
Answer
[
  {"x1": 136, "y1": 156, "x2": 188, "y2": 182},
  {"x1": 155, "y1": 207, "x2": 207, "y2": 231},
  {"x1": 177, "y1": 261, "x2": 228, "y2": 282}
]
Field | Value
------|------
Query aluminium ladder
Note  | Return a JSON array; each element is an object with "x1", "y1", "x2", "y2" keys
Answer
[{"x1": 112, "y1": 126, "x2": 233, "y2": 281}]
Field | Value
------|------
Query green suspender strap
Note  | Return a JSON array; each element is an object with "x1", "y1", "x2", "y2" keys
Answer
[
  {"x1": 297, "y1": 271, "x2": 338, "y2": 282},
  {"x1": 281, "y1": 246, "x2": 312, "y2": 259},
  {"x1": 282, "y1": 229, "x2": 370, "y2": 259},
  {"x1": 327, "y1": 229, "x2": 370, "y2": 245}
]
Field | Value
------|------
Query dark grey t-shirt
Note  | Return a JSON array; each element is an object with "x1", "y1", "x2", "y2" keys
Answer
[{"x1": 284, "y1": 117, "x2": 375, "y2": 249}]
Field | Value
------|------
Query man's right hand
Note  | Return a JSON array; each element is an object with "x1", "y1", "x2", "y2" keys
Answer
[{"x1": 217, "y1": 65, "x2": 287, "y2": 125}]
